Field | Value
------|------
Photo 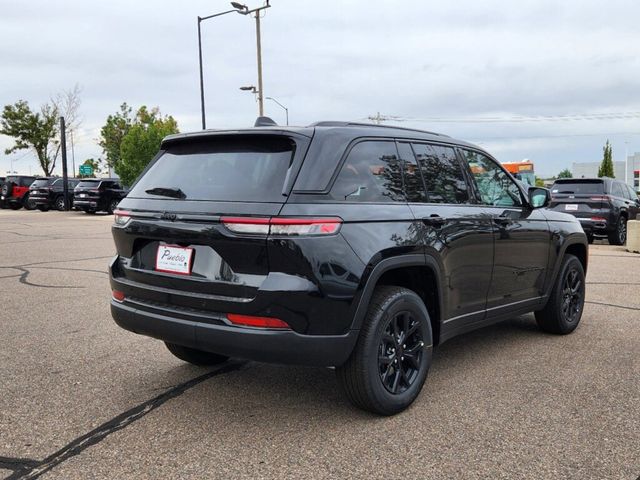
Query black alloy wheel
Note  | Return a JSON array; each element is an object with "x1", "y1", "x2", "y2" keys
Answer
[
  {"x1": 560, "y1": 267, "x2": 583, "y2": 324},
  {"x1": 378, "y1": 311, "x2": 424, "y2": 394},
  {"x1": 336, "y1": 286, "x2": 433, "y2": 415},
  {"x1": 55, "y1": 196, "x2": 66, "y2": 211},
  {"x1": 108, "y1": 198, "x2": 119, "y2": 215},
  {"x1": 535, "y1": 254, "x2": 585, "y2": 334}
]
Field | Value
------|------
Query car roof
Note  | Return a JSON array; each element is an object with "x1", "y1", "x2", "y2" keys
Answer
[{"x1": 161, "y1": 122, "x2": 481, "y2": 151}]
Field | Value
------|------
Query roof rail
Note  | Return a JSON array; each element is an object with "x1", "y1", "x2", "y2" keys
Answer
[{"x1": 308, "y1": 121, "x2": 448, "y2": 137}]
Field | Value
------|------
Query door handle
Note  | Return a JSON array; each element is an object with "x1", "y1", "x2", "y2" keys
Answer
[
  {"x1": 493, "y1": 215, "x2": 512, "y2": 226},
  {"x1": 422, "y1": 215, "x2": 446, "y2": 227}
]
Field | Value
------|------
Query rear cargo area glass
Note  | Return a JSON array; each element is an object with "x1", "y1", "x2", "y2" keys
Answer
[
  {"x1": 129, "y1": 136, "x2": 294, "y2": 202},
  {"x1": 551, "y1": 180, "x2": 604, "y2": 194}
]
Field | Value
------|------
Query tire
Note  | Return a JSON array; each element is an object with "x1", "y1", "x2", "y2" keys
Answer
[
  {"x1": 54, "y1": 196, "x2": 66, "y2": 211},
  {"x1": 107, "y1": 198, "x2": 119, "y2": 215},
  {"x1": 336, "y1": 286, "x2": 433, "y2": 416},
  {"x1": 586, "y1": 233, "x2": 594, "y2": 244},
  {"x1": 37, "y1": 205, "x2": 50, "y2": 212},
  {"x1": 1, "y1": 182, "x2": 12, "y2": 197},
  {"x1": 607, "y1": 216, "x2": 627, "y2": 246},
  {"x1": 23, "y1": 194, "x2": 36, "y2": 210},
  {"x1": 165, "y1": 342, "x2": 229, "y2": 366},
  {"x1": 84, "y1": 210, "x2": 96, "y2": 214},
  {"x1": 535, "y1": 254, "x2": 585, "y2": 335},
  {"x1": 9, "y1": 203, "x2": 22, "y2": 210}
]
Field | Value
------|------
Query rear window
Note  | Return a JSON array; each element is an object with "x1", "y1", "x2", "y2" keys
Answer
[
  {"x1": 8, "y1": 176, "x2": 36, "y2": 187},
  {"x1": 31, "y1": 178, "x2": 53, "y2": 187},
  {"x1": 551, "y1": 180, "x2": 604, "y2": 195},
  {"x1": 77, "y1": 180, "x2": 100, "y2": 188},
  {"x1": 129, "y1": 136, "x2": 295, "y2": 202}
]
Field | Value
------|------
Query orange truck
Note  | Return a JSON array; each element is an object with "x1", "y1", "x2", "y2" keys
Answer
[{"x1": 502, "y1": 161, "x2": 535, "y2": 187}]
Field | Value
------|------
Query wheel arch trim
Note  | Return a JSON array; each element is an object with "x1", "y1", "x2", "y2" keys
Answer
[{"x1": 349, "y1": 254, "x2": 445, "y2": 332}]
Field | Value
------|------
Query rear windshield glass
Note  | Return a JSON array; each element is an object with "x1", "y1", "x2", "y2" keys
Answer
[
  {"x1": 31, "y1": 179, "x2": 53, "y2": 187},
  {"x1": 551, "y1": 180, "x2": 604, "y2": 194},
  {"x1": 129, "y1": 136, "x2": 295, "y2": 202},
  {"x1": 77, "y1": 180, "x2": 100, "y2": 188}
]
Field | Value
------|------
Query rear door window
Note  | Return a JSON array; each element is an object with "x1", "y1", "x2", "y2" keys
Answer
[
  {"x1": 412, "y1": 143, "x2": 469, "y2": 204},
  {"x1": 129, "y1": 136, "x2": 295, "y2": 203},
  {"x1": 396, "y1": 142, "x2": 427, "y2": 203},
  {"x1": 331, "y1": 140, "x2": 404, "y2": 202}
]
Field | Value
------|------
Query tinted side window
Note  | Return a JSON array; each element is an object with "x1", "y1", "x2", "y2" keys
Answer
[
  {"x1": 397, "y1": 142, "x2": 427, "y2": 203},
  {"x1": 627, "y1": 185, "x2": 638, "y2": 200},
  {"x1": 413, "y1": 143, "x2": 469, "y2": 204},
  {"x1": 331, "y1": 141, "x2": 404, "y2": 202},
  {"x1": 463, "y1": 150, "x2": 523, "y2": 207},
  {"x1": 612, "y1": 182, "x2": 625, "y2": 199}
]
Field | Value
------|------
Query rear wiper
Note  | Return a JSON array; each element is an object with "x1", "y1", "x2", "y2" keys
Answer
[{"x1": 145, "y1": 187, "x2": 186, "y2": 199}]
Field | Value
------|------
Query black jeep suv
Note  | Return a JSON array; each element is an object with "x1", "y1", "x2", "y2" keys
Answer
[
  {"x1": 109, "y1": 122, "x2": 588, "y2": 415},
  {"x1": 74, "y1": 178, "x2": 126, "y2": 214},
  {"x1": 29, "y1": 177, "x2": 80, "y2": 211},
  {"x1": 549, "y1": 177, "x2": 639, "y2": 245}
]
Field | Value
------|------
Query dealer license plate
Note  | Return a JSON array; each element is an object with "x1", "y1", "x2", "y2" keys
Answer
[
  {"x1": 155, "y1": 245, "x2": 194, "y2": 275},
  {"x1": 565, "y1": 204, "x2": 578, "y2": 211}
]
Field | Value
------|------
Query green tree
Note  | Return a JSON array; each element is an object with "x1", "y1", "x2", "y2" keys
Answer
[
  {"x1": 115, "y1": 106, "x2": 179, "y2": 186},
  {"x1": 557, "y1": 168, "x2": 572, "y2": 179},
  {"x1": 598, "y1": 140, "x2": 614, "y2": 178},
  {"x1": 99, "y1": 103, "x2": 133, "y2": 172},
  {"x1": 78, "y1": 158, "x2": 102, "y2": 178},
  {"x1": 0, "y1": 100, "x2": 59, "y2": 175},
  {"x1": 535, "y1": 176, "x2": 545, "y2": 187}
]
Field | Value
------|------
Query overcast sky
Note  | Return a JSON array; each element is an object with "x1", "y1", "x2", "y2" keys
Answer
[{"x1": 1, "y1": 0, "x2": 639, "y2": 177}]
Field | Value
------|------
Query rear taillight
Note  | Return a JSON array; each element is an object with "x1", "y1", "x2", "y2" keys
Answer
[
  {"x1": 590, "y1": 196, "x2": 610, "y2": 201},
  {"x1": 113, "y1": 210, "x2": 130, "y2": 226},
  {"x1": 591, "y1": 216, "x2": 607, "y2": 222},
  {"x1": 221, "y1": 217, "x2": 270, "y2": 234},
  {"x1": 221, "y1": 217, "x2": 342, "y2": 236},
  {"x1": 112, "y1": 290, "x2": 126, "y2": 302},
  {"x1": 226, "y1": 313, "x2": 290, "y2": 329}
]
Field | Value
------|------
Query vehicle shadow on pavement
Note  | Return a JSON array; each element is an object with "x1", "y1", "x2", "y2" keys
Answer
[{"x1": 153, "y1": 314, "x2": 544, "y2": 421}]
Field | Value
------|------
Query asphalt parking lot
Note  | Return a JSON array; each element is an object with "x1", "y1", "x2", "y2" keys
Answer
[{"x1": 0, "y1": 210, "x2": 638, "y2": 480}]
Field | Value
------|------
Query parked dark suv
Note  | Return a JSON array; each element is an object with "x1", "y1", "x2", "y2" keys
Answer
[
  {"x1": 29, "y1": 177, "x2": 80, "y2": 211},
  {"x1": 1, "y1": 175, "x2": 37, "y2": 210},
  {"x1": 74, "y1": 178, "x2": 126, "y2": 214},
  {"x1": 109, "y1": 121, "x2": 588, "y2": 415},
  {"x1": 549, "y1": 177, "x2": 640, "y2": 245}
]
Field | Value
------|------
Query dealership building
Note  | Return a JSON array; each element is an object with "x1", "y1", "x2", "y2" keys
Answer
[{"x1": 572, "y1": 153, "x2": 640, "y2": 192}]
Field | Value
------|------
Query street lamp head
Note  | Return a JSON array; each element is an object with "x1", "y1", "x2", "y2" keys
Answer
[
  {"x1": 240, "y1": 86, "x2": 257, "y2": 93},
  {"x1": 231, "y1": 2, "x2": 248, "y2": 11}
]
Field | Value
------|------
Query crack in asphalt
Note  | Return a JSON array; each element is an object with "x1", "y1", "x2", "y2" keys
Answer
[
  {"x1": 0, "y1": 457, "x2": 39, "y2": 476},
  {"x1": 585, "y1": 300, "x2": 640, "y2": 311},
  {"x1": 4, "y1": 361, "x2": 246, "y2": 480},
  {"x1": 0, "y1": 255, "x2": 112, "y2": 289}
]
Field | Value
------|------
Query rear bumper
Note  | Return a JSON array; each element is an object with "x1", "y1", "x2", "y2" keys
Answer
[
  {"x1": 110, "y1": 300, "x2": 358, "y2": 367},
  {"x1": 30, "y1": 196, "x2": 52, "y2": 206},
  {"x1": 577, "y1": 218, "x2": 610, "y2": 234},
  {"x1": 74, "y1": 199, "x2": 99, "y2": 209}
]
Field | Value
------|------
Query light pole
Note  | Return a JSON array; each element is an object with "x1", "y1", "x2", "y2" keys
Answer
[
  {"x1": 266, "y1": 96, "x2": 289, "y2": 125},
  {"x1": 198, "y1": 2, "x2": 271, "y2": 129},
  {"x1": 197, "y1": 4, "x2": 248, "y2": 130}
]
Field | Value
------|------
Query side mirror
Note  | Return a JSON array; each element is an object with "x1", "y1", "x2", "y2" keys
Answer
[{"x1": 528, "y1": 187, "x2": 550, "y2": 209}]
